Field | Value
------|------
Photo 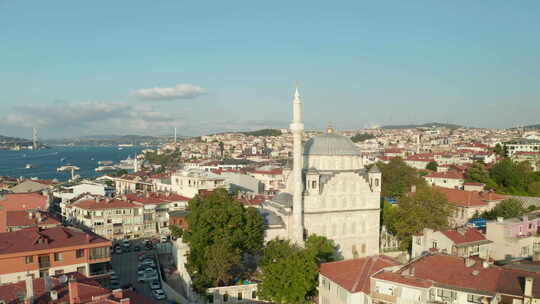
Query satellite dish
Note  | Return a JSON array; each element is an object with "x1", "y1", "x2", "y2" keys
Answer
[{"x1": 59, "y1": 275, "x2": 68, "y2": 284}]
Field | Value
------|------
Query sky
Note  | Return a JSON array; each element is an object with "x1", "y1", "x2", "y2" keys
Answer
[{"x1": 1, "y1": 1, "x2": 539, "y2": 139}]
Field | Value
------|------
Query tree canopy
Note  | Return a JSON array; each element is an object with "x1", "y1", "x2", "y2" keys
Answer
[
  {"x1": 426, "y1": 161, "x2": 438, "y2": 171},
  {"x1": 375, "y1": 158, "x2": 426, "y2": 199},
  {"x1": 480, "y1": 198, "x2": 527, "y2": 220},
  {"x1": 258, "y1": 235, "x2": 337, "y2": 304},
  {"x1": 350, "y1": 133, "x2": 375, "y2": 143},
  {"x1": 394, "y1": 186, "x2": 455, "y2": 250},
  {"x1": 183, "y1": 189, "x2": 265, "y2": 292}
]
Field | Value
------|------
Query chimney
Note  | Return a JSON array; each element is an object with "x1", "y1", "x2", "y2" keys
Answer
[
  {"x1": 411, "y1": 185, "x2": 417, "y2": 193},
  {"x1": 68, "y1": 277, "x2": 80, "y2": 304},
  {"x1": 524, "y1": 277, "x2": 534, "y2": 297},
  {"x1": 50, "y1": 290, "x2": 58, "y2": 301},
  {"x1": 25, "y1": 275, "x2": 34, "y2": 303}
]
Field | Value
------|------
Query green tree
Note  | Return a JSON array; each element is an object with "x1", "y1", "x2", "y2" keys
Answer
[
  {"x1": 382, "y1": 201, "x2": 400, "y2": 235},
  {"x1": 351, "y1": 133, "x2": 375, "y2": 143},
  {"x1": 183, "y1": 189, "x2": 265, "y2": 292},
  {"x1": 426, "y1": 161, "x2": 438, "y2": 171},
  {"x1": 494, "y1": 143, "x2": 507, "y2": 157},
  {"x1": 202, "y1": 242, "x2": 241, "y2": 287},
  {"x1": 481, "y1": 198, "x2": 526, "y2": 220},
  {"x1": 305, "y1": 234, "x2": 339, "y2": 264},
  {"x1": 465, "y1": 162, "x2": 497, "y2": 190},
  {"x1": 490, "y1": 159, "x2": 533, "y2": 194},
  {"x1": 169, "y1": 224, "x2": 183, "y2": 239},
  {"x1": 259, "y1": 241, "x2": 318, "y2": 304},
  {"x1": 376, "y1": 158, "x2": 426, "y2": 199},
  {"x1": 394, "y1": 186, "x2": 455, "y2": 250},
  {"x1": 528, "y1": 181, "x2": 540, "y2": 197}
]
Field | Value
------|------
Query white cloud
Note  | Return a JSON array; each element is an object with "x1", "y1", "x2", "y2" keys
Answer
[
  {"x1": 132, "y1": 83, "x2": 207, "y2": 100},
  {"x1": 0, "y1": 101, "x2": 186, "y2": 137}
]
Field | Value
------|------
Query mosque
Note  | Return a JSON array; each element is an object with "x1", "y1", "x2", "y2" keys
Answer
[{"x1": 260, "y1": 88, "x2": 381, "y2": 259}]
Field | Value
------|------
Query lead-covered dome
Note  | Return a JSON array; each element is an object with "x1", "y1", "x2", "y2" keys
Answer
[{"x1": 303, "y1": 133, "x2": 360, "y2": 156}]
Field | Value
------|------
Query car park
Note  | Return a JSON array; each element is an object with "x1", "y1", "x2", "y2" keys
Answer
[
  {"x1": 114, "y1": 247, "x2": 123, "y2": 254},
  {"x1": 140, "y1": 259, "x2": 156, "y2": 268},
  {"x1": 133, "y1": 245, "x2": 141, "y2": 252},
  {"x1": 149, "y1": 279, "x2": 161, "y2": 290},
  {"x1": 152, "y1": 289, "x2": 166, "y2": 300},
  {"x1": 110, "y1": 273, "x2": 119, "y2": 280}
]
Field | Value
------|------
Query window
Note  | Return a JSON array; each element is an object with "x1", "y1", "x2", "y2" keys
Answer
[
  {"x1": 76, "y1": 249, "x2": 84, "y2": 258},
  {"x1": 432, "y1": 241, "x2": 438, "y2": 249},
  {"x1": 223, "y1": 293, "x2": 228, "y2": 302},
  {"x1": 207, "y1": 294, "x2": 214, "y2": 303},
  {"x1": 237, "y1": 292, "x2": 242, "y2": 300},
  {"x1": 251, "y1": 291, "x2": 257, "y2": 299},
  {"x1": 89, "y1": 247, "x2": 110, "y2": 260},
  {"x1": 54, "y1": 252, "x2": 63, "y2": 262},
  {"x1": 54, "y1": 270, "x2": 64, "y2": 276},
  {"x1": 467, "y1": 294, "x2": 483, "y2": 303},
  {"x1": 311, "y1": 180, "x2": 317, "y2": 189},
  {"x1": 77, "y1": 266, "x2": 86, "y2": 275},
  {"x1": 416, "y1": 237, "x2": 421, "y2": 245},
  {"x1": 375, "y1": 179, "x2": 379, "y2": 187},
  {"x1": 25, "y1": 256, "x2": 33, "y2": 264}
]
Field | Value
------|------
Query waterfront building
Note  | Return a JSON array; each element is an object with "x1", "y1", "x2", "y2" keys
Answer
[{"x1": 0, "y1": 226, "x2": 111, "y2": 284}]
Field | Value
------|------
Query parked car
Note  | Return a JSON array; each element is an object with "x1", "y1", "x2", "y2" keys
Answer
[
  {"x1": 114, "y1": 247, "x2": 123, "y2": 255},
  {"x1": 133, "y1": 245, "x2": 141, "y2": 252},
  {"x1": 140, "y1": 260, "x2": 156, "y2": 268},
  {"x1": 160, "y1": 236, "x2": 168, "y2": 243},
  {"x1": 152, "y1": 289, "x2": 167, "y2": 300},
  {"x1": 149, "y1": 279, "x2": 161, "y2": 290}
]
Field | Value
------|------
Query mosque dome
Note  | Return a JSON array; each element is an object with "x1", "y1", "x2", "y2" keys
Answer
[{"x1": 303, "y1": 131, "x2": 360, "y2": 156}]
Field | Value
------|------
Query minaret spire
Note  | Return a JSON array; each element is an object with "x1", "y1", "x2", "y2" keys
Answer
[{"x1": 290, "y1": 86, "x2": 305, "y2": 246}]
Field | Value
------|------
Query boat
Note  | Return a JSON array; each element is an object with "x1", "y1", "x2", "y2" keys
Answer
[
  {"x1": 98, "y1": 160, "x2": 113, "y2": 165},
  {"x1": 118, "y1": 144, "x2": 134, "y2": 148},
  {"x1": 25, "y1": 164, "x2": 33, "y2": 169},
  {"x1": 95, "y1": 166, "x2": 117, "y2": 172},
  {"x1": 57, "y1": 165, "x2": 80, "y2": 172}
]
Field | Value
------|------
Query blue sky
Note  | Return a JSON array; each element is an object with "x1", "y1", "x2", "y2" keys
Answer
[{"x1": 1, "y1": 1, "x2": 539, "y2": 138}]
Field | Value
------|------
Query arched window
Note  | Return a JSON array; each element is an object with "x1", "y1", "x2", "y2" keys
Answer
[{"x1": 375, "y1": 178, "x2": 379, "y2": 187}]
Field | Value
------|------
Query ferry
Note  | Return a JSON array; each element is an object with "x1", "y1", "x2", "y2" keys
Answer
[
  {"x1": 57, "y1": 165, "x2": 80, "y2": 172},
  {"x1": 98, "y1": 160, "x2": 114, "y2": 165},
  {"x1": 95, "y1": 166, "x2": 117, "y2": 172}
]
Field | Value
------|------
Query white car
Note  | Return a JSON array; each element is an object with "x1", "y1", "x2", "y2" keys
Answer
[
  {"x1": 149, "y1": 279, "x2": 161, "y2": 290},
  {"x1": 152, "y1": 289, "x2": 166, "y2": 300}
]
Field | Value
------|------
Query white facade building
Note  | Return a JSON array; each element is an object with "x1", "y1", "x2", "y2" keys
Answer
[{"x1": 262, "y1": 89, "x2": 381, "y2": 259}]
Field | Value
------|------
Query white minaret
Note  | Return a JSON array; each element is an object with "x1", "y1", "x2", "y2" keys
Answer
[{"x1": 290, "y1": 87, "x2": 304, "y2": 246}]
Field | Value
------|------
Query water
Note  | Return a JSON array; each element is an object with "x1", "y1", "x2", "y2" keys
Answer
[{"x1": 0, "y1": 146, "x2": 145, "y2": 181}]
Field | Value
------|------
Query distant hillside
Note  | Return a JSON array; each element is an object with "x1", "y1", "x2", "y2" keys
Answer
[
  {"x1": 0, "y1": 135, "x2": 31, "y2": 143},
  {"x1": 381, "y1": 122, "x2": 463, "y2": 129},
  {"x1": 241, "y1": 129, "x2": 282, "y2": 137},
  {"x1": 523, "y1": 124, "x2": 540, "y2": 130},
  {"x1": 45, "y1": 134, "x2": 171, "y2": 146}
]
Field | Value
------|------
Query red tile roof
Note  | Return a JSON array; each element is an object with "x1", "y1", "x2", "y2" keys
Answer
[
  {"x1": 399, "y1": 254, "x2": 502, "y2": 293},
  {"x1": 425, "y1": 170, "x2": 464, "y2": 180},
  {"x1": 0, "y1": 226, "x2": 110, "y2": 255},
  {"x1": 433, "y1": 187, "x2": 505, "y2": 207},
  {"x1": 0, "y1": 193, "x2": 48, "y2": 212},
  {"x1": 497, "y1": 268, "x2": 540, "y2": 298},
  {"x1": 126, "y1": 193, "x2": 191, "y2": 205},
  {"x1": 0, "y1": 272, "x2": 156, "y2": 304},
  {"x1": 440, "y1": 228, "x2": 488, "y2": 245},
  {"x1": 319, "y1": 255, "x2": 400, "y2": 293},
  {"x1": 0, "y1": 210, "x2": 60, "y2": 232},
  {"x1": 72, "y1": 198, "x2": 139, "y2": 210},
  {"x1": 373, "y1": 271, "x2": 433, "y2": 288}
]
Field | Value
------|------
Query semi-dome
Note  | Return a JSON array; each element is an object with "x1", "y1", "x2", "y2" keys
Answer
[{"x1": 303, "y1": 133, "x2": 360, "y2": 156}]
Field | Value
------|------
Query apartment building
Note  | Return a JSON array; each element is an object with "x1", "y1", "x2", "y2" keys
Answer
[
  {"x1": 424, "y1": 171, "x2": 465, "y2": 189},
  {"x1": 170, "y1": 169, "x2": 226, "y2": 197},
  {"x1": 486, "y1": 213, "x2": 540, "y2": 261},
  {"x1": 370, "y1": 254, "x2": 540, "y2": 304},
  {"x1": 506, "y1": 139, "x2": 540, "y2": 157},
  {"x1": 63, "y1": 197, "x2": 144, "y2": 240},
  {"x1": 411, "y1": 227, "x2": 492, "y2": 260},
  {"x1": 318, "y1": 256, "x2": 400, "y2": 304},
  {"x1": 0, "y1": 226, "x2": 111, "y2": 284}
]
